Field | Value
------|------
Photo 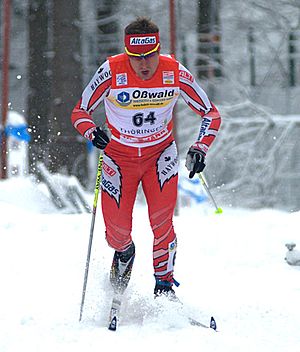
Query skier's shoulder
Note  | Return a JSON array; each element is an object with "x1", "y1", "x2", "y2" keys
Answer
[
  {"x1": 178, "y1": 63, "x2": 195, "y2": 85},
  {"x1": 159, "y1": 53, "x2": 178, "y2": 64},
  {"x1": 158, "y1": 54, "x2": 180, "y2": 75},
  {"x1": 108, "y1": 53, "x2": 127, "y2": 64},
  {"x1": 96, "y1": 59, "x2": 112, "y2": 79}
]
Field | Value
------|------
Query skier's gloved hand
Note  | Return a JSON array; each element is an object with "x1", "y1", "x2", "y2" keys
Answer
[
  {"x1": 91, "y1": 126, "x2": 110, "y2": 150},
  {"x1": 185, "y1": 146, "x2": 206, "y2": 179}
]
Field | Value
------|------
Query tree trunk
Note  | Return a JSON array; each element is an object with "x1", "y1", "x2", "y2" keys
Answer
[
  {"x1": 96, "y1": 0, "x2": 120, "y2": 65},
  {"x1": 196, "y1": 0, "x2": 222, "y2": 82},
  {"x1": 48, "y1": 0, "x2": 87, "y2": 183},
  {"x1": 27, "y1": 0, "x2": 51, "y2": 175}
]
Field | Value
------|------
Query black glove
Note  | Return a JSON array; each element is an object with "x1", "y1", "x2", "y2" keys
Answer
[
  {"x1": 185, "y1": 147, "x2": 206, "y2": 179},
  {"x1": 92, "y1": 127, "x2": 110, "y2": 150}
]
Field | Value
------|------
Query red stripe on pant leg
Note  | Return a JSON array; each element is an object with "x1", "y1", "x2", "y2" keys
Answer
[
  {"x1": 104, "y1": 214, "x2": 133, "y2": 251},
  {"x1": 153, "y1": 236, "x2": 177, "y2": 281},
  {"x1": 151, "y1": 205, "x2": 176, "y2": 281}
]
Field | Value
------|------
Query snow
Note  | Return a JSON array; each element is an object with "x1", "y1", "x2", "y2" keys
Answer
[{"x1": 1, "y1": 177, "x2": 300, "y2": 352}]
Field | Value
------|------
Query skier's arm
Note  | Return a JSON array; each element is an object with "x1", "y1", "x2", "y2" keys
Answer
[
  {"x1": 71, "y1": 60, "x2": 112, "y2": 140},
  {"x1": 179, "y1": 63, "x2": 221, "y2": 155}
]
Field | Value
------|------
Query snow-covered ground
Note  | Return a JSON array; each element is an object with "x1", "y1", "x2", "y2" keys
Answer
[{"x1": 1, "y1": 177, "x2": 300, "y2": 352}]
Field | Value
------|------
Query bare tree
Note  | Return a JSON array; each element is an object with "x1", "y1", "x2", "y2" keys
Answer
[
  {"x1": 27, "y1": 0, "x2": 51, "y2": 175},
  {"x1": 48, "y1": 0, "x2": 87, "y2": 183},
  {"x1": 96, "y1": 0, "x2": 120, "y2": 66},
  {"x1": 196, "y1": 0, "x2": 222, "y2": 82}
]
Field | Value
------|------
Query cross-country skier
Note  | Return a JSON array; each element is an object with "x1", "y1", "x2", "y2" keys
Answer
[{"x1": 71, "y1": 17, "x2": 221, "y2": 298}]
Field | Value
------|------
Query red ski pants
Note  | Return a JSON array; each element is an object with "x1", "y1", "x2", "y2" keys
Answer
[{"x1": 101, "y1": 136, "x2": 178, "y2": 282}]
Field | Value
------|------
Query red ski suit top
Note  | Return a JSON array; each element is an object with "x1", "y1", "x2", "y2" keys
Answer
[{"x1": 71, "y1": 53, "x2": 221, "y2": 154}]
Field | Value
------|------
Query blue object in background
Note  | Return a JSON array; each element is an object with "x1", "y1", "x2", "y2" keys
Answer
[
  {"x1": 178, "y1": 176, "x2": 207, "y2": 204},
  {"x1": 4, "y1": 124, "x2": 31, "y2": 143},
  {"x1": 87, "y1": 140, "x2": 93, "y2": 153}
]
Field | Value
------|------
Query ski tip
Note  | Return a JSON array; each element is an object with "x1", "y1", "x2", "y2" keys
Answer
[
  {"x1": 210, "y1": 316, "x2": 217, "y2": 330},
  {"x1": 108, "y1": 317, "x2": 117, "y2": 331}
]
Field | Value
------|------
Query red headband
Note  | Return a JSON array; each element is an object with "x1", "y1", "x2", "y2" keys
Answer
[{"x1": 124, "y1": 32, "x2": 160, "y2": 56}]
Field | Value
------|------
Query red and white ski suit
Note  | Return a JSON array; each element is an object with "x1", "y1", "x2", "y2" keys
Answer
[{"x1": 71, "y1": 53, "x2": 221, "y2": 282}]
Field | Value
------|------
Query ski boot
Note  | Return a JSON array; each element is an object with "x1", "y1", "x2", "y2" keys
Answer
[
  {"x1": 110, "y1": 242, "x2": 135, "y2": 294},
  {"x1": 154, "y1": 278, "x2": 178, "y2": 301}
]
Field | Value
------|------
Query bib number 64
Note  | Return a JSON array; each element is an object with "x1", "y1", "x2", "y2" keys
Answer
[{"x1": 132, "y1": 111, "x2": 156, "y2": 127}]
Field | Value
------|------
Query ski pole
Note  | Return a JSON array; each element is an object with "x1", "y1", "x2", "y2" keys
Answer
[
  {"x1": 79, "y1": 153, "x2": 103, "y2": 321},
  {"x1": 198, "y1": 172, "x2": 223, "y2": 214}
]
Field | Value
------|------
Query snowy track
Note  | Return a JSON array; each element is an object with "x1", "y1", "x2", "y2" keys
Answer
[{"x1": 1, "y1": 179, "x2": 300, "y2": 351}]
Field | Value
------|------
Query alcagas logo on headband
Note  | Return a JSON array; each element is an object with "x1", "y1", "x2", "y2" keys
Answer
[
  {"x1": 129, "y1": 36, "x2": 156, "y2": 45},
  {"x1": 125, "y1": 32, "x2": 160, "y2": 56}
]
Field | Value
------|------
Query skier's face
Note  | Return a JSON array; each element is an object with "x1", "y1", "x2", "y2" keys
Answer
[{"x1": 128, "y1": 52, "x2": 159, "y2": 80}]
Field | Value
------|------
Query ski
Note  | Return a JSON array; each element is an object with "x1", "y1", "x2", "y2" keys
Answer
[
  {"x1": 107, "y1": 293, "x2": 217, "y2": 331},
  {"x1": 173, "y1": 294, "x2": 218, "y2": 331},
  {"x1": 108, "y1": 296, "x2": 122, "y2": 331},
  {"x1": 189, "y1": 316, "x2": 217, "y2": 330}
]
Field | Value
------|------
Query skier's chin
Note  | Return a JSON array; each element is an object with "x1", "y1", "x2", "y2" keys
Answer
[{"x1": 140, "y1": 70, "x2": 151, "y2": 80}]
